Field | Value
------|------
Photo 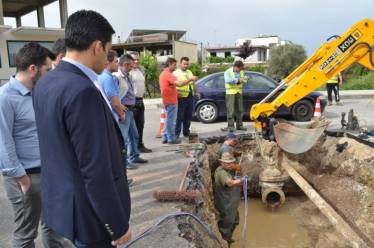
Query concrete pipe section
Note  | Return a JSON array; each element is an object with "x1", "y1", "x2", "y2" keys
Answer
[{"x1": 259, "y1": 166, "x2": 288, "y2": 208}]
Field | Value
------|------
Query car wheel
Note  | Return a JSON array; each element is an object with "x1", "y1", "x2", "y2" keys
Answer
[
  {"x1": 291, "y1": 99, "x2": 314, "y2": 121},
  {"x1": 196, "y1": 102, "x2": 218, "y2": 123}
]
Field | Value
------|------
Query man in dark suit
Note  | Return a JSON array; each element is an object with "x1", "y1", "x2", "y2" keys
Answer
[{"x1": 33, "y1": 10, "x2": 131, "y2": 248}]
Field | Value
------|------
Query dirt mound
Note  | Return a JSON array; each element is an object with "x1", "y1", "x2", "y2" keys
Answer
[{"x1": 288, "y1": 135, "x2": 374, "y2": 245}]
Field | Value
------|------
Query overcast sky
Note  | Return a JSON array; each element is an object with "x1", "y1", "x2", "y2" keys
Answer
[{"x1": 5, "y1": 0, "x2": 374, "y2": 54}]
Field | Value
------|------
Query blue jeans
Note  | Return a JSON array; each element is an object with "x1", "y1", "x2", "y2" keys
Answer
[
  {"x1": 176, "y1": 95, "x2": 194, "y2": 138},
  {"x1": 118, "y1": 109, "x2": 140, "y2": 163},
  {"x1": 162, "y1": 104, "x2": 178, "y2": 142},
  {"x1": 74, "y1": 239, "x2": 114, "y2": 248}
]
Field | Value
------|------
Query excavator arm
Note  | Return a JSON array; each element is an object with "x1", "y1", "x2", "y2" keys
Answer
[{"x1": 250, "y1": 18, "x2": 374, "y2": 153}]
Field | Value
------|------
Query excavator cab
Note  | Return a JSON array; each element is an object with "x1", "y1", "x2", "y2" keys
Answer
[{"x1": 251, "y1": 18, "x2": 374, "y2": 154}]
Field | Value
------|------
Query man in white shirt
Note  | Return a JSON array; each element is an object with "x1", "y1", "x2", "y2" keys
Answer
[{"x1": 129, "y1": 52, "x2": 152, "y2": 153}]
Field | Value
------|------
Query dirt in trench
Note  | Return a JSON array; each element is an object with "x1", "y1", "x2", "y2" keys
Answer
[{"x1": 185, "y1": 134, "x2": 373, "y2": 247}]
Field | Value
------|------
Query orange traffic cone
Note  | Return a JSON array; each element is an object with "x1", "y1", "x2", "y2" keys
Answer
[
  {"x1": 156, "y1": 107, "x2": 166, "y2": 138},
  {"x1": 314, "y1": 97, "x2": 322, "y2": 118}
]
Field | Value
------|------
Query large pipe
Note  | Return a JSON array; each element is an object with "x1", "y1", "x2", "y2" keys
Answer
[{"x1": 261, "y1": 183, "x2": 285, "y2": 208}]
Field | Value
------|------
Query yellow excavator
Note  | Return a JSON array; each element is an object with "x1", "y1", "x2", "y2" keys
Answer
[{"x1": 250, "y1": 18, "x2": 374, "y2": 154}]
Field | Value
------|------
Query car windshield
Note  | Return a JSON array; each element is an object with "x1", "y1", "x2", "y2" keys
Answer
[{"x1": 246, "y1": 72, "x2": 277, "y2": 90}]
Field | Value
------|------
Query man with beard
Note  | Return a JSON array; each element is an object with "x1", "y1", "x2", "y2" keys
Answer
[{"x1": 0, "y1": 42, "x2": 64, "y2": 247}]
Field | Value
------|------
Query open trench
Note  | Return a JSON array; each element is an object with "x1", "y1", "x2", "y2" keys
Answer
[{"x1": 182, "y1": 133, "x2": 374, "y2": 248}]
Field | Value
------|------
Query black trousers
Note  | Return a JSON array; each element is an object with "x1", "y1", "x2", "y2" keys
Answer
[
  {"x1": 176, "y1": 95, "x2": 194, "y2": 137},
  {"x1": 134, "y1": 98, "x2": 145, "y2": 147},
  {"x1": 327, "y1": 83, "x2": 340, "y2": 102}
]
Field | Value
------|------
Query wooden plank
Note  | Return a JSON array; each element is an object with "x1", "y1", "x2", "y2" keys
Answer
[{"x1": 281, "y1": 162, "x2": 369, "y2": 248}]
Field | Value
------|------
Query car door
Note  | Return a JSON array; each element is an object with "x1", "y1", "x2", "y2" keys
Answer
[
  {"x1": 212, "y1": 74, "x2": 227, "y2": 114},
  {"x1": 199, "y1": 73, "x2": 226, "y2": 115},
  {"x1": 246, "y1": 72, "x2": 277, "y2": 113}
]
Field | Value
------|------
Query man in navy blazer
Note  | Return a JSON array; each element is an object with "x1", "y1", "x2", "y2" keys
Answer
[{"x1": 33, "y1": 10, "x2": 131, "y2": 247}]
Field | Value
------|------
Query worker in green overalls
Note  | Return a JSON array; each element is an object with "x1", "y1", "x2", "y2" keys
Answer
[
  {"x1": 222, "y1": 61, "x2": 248, "y2": 132},
  {"x1": 214, "y1": 152, "x2": 243, "y2": 245}
]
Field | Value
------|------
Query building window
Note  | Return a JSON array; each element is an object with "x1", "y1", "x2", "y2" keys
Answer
[
  {"x1": 7, "y1": 41, "x2": 54, "y2": 67},
  {"x1": 257, "y1": 49, "x2": 267, "y2": 62},
  {"x1": 224, "y1": 51, "x2": 231, "y2": 58},
  {"x1": 210, "y1": 52, "x2": 216, "y2": 57}
]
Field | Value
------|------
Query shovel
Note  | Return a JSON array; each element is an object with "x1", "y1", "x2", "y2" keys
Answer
[{"x1": 273, "y1": 119, "x2": 329, "y2": 154}]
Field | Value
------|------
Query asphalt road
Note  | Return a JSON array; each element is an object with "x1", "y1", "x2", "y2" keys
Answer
[{"x1": 1, "y1": 97, "x2": 373, "y2": 247}]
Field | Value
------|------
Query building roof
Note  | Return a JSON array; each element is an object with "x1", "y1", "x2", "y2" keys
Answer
[
  {"x1": 128, "y1": 29, "x2": 186, "y2": 39},
  {"x1": 206, "y1": 45, "x2": 267, "y2": 51},
  {"x1": 11, "y1": 26, "x2": 64, "y2": 36},
  {"x1": 2, "y1": 0, "x2": 57, "y2": 17}
]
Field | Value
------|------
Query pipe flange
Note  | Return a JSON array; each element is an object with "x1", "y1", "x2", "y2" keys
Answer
[{"x1": 261, "y1": 187, "x2": 286, "y2": 208}]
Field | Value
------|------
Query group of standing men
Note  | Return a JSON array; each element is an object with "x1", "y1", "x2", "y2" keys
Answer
[
  {"x1": 159, "y1": 57, "x2": 198, "y2": 144},
  {"x1": 1, "y1": 10, "x2": 133, "y2": 248},
  {"x1": 0, "y1": 8, "x2": 252, "y2": 248},
  {"x1": 99, "y1": 50, "x2": 151, "y2": 174}
]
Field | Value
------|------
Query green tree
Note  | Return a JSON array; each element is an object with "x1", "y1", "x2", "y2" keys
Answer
[
  {"x1": 140, "y1": 51, "x2": 161, "y2": 98},
  {"x1": 267, "y1": 43, "x2": 307, "y2": 80},
  {"x1": 235, "y1": 41, "x2": 256, "y2": 60}
]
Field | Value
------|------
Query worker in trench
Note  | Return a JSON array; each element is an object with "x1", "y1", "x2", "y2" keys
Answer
[
  {"x1": 214, "y1": 152, "x2": 243, "y2": 245},
  {"x1": 219, "y1": 133, "x2": 242, "y2": 160}
]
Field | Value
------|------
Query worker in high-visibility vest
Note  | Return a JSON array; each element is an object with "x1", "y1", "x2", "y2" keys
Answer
[
  {"x1": 173, "y1": 57, "x2": 198, "y2": 139},
  {"x1": 222, "y1": 60, "x2": 248, "y2": 132},
  {"x1": 326, "y1": 72, "x2": 343, "y2": 105}
]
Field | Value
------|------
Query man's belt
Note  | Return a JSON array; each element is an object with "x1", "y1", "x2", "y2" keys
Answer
[
  {"x1": 25, "y1": 167, "x2": 41, "y2": 175},
  {"x1": 125, "y1": 105, "x2": 135, "y2": 111}
]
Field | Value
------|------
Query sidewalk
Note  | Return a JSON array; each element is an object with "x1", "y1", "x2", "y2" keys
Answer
[{"x1": 144, "y1": 90, "x2": 374, "y2": 109}]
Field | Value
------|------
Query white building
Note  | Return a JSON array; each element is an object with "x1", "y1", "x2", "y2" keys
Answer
[
  {"x1": 206, "y1": 35, "x2": 289, "y2": 64},
  {"x1": 0, "y1": 0, "x2": 67, "y2": 85}
]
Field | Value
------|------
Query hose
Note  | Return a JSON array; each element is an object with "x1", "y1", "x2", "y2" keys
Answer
[
  {"x1": 124, "y1": 212, "x2": 224, "y2": 248},
  {"x1": 349, "y1": 42, "x2": 374, "y2": 67},
  {"x1": 326, "y1": 35, "x2": 341, "y2": 42},
  {"x1": 241, "y1": 176, "x2": 249, "y2": 248}
]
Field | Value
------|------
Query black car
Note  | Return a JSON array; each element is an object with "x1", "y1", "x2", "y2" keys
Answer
[{"x1": 194, "y1": 71, "x2": 326, "y2": 123}]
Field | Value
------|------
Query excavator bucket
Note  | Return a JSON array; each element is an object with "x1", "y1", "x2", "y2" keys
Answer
[{"x1": 273, "y1": 119, "x2": 329, "y2": 154}]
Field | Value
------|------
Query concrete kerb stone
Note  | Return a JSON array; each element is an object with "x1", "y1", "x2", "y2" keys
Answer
[
  {"x1": 144, "y1": 90, "x2": 374, "y2": 110},
  {"x1": 317, "y1": 90, "x2": 374, "y2": 100}
]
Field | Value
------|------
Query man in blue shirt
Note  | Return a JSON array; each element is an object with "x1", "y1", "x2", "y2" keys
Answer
[
  {"x1": 99, "y1": 50, "x2": 137, "y2": 184},
  {"x1": 0, "y1": 43, "x2": 64, "y2": 247}
]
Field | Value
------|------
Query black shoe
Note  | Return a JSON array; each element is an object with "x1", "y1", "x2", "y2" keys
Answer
[
  {"x1": 221, "y1": 127, "x2": 235, "y2": 132},
  {"x1": 162, "y1": 140, "x2": 168, "y2": 144},
  {"x1": 236, "y1": 126, "x2": 247, "y2": 131},
  {"x1": 127, "y1": 163, "x2": 138, "y2": 170},
  {"x1": 127, "y1": 178, "x2": 134, "y2": 187},
  {"x1": 132, "y1": 157, "x2": 148, "y2": 164},
  {"x1": 168, "y1": 139, "x2": 181, "y2": 145},
  {"x1": 139, "y1": 145, "x2": 152, "y2": 153}
]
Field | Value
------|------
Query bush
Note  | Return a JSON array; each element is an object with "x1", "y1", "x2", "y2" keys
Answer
[
  {"x1": 344, "y1": 63, "x2": 370, "y2": 77},
  {"x1": 189, "y1": 63, "x2": 207, "y2": 78},
  {"x1": 267, "y1": 43, "x2": 307, "y2": 81},
  {"x1": 248, "y1": 64, "x2": 266, "y2": 74},
  {"x1": 206, "y1": 65, "x2": 230, "y2": 74},
  {"x1": 207, "y1": 56, "x2": 235, "y2": 64},
  {"x1": 341, "y1": 72, "x2": 374, "y2": 90}
]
